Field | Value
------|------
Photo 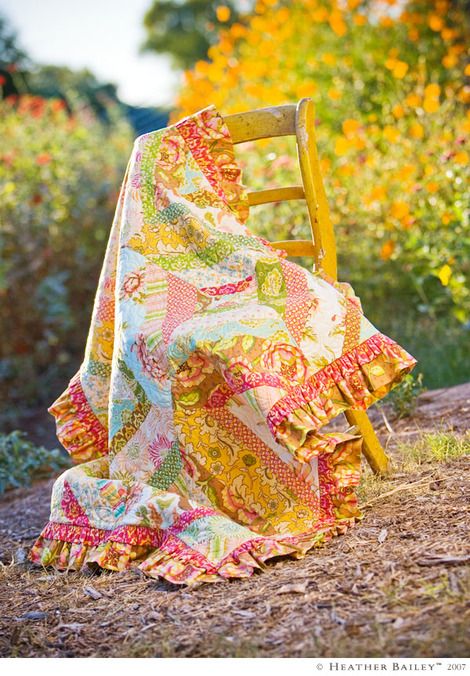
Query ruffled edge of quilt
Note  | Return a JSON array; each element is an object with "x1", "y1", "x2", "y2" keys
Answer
[
  {"x1": 29, "y1": 516, "x2": 360, "y2": 586},
  {"x1": 268, "y1": 332, "x2": 417, "y2": 461},
  {"x1": 29, "y1": 432, "x2": 364, "y2": 585},
  {"x1": 47, "y1": 371, "x2": 108, "y2": 463}
]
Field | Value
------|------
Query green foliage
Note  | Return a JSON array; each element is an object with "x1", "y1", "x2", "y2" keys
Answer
[
  {"x1": 387, "y1": 372, "x2": 425, "y2": 419},
  {"x1": 0, "y1": 96, "x2": 134, "y2": 414},
  {"x1": 0, "y1": 430, "x2": 70, "y2": 495}
]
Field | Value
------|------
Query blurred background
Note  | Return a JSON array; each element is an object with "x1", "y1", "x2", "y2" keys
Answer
[{"x1": 1, "y1": 0, "x2": 469, "y2": 444}]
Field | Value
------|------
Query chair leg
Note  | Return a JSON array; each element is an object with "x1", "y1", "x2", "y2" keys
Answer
[{"x1": 345, "y1": 409, "x2": 390, "y2": 475}]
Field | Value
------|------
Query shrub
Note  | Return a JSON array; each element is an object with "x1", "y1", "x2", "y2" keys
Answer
[
  {"x1": 0, "y1": 430, "x2": 70, "y2": 494},
  {"x1": 0, "y1": 95, "x2": 134, "y2": 415}
]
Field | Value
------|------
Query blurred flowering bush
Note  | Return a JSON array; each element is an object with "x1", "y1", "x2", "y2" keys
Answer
[
  {"x1": 0, "y1": 95, "x2": 133, "y2": 414},
  {"x1": 174, "y1": 0, "x2": 470, "y2": 385}
]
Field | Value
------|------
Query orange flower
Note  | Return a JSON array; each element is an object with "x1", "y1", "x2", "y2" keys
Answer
[
  {"x1": 36, "y1": 153, "x2": 52, "y2": 165},
  {"x1": 428, "y1": 14, "x2": 444, "y2": 32},
  {"x1": 406, "y1": 93, "x2": 421, "y2": 108},
  {"x1": 216, "y1": 6, "x2": 231, "y2": 23},
  {"x1": 328, "y1": 88, "x2": 342, "y2": 101},
  {"x1": 390, "y1": 201, "x2": 410, "y2": 220},
  {"x1": 365, "y1": 186, "x2": 387, "y2": 204},
  {"x1": 329, "y1": 11, "x2": 347, "y2": 37},
  {"x1": 454, "y1": 151, "x2": 469, "y2": 165},
  {"x1": 380, "y1": 240, "x2": 395, "y2": 260},
  {"x1": 353, "y1": 14, "x2": 367, "y2": 26},
  {"x1": 392, "y1": 104, "x2": 405, "y2": 119},
  {"x1": 442, "y1": 53, "x2": 458, "y2": 69},
  {"x1": 426, "y1": 181, "x2": 439, "y2": 193}
]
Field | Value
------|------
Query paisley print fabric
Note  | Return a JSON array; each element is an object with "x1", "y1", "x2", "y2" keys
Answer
[{"x1": 30, "y1": 105, "x2": 417, "y2": 584}]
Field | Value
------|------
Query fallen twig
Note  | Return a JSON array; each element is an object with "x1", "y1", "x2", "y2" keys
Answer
[
  {"x1": 360, "y1": 476, "x2": 435, "y2": 509},
  {"x1": 415, "y1": 555, "x2": 470, "y2": 567}
]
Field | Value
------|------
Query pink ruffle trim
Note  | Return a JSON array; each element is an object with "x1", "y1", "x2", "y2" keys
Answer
[
  {"x1": 30, "y1": 513, "x2": 360, "y2": 585},
  {"x1": 268, "y1": 332, "x2": 417, "y2": 457},
  {"x1": 48, "y1": 371, "x2": 109, "y2": 463}
]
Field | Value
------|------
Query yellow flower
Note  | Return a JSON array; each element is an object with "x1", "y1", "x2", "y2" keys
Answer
[
  {"x1": 383, "y1": 125, "x2": 400, "y2": 143},
  {"x1": 322, "y1": 53, "x2": 336, "y2": 66},
  {"x1": 426, "y1": 181, "x2": 439, "y2": 193},
  {"x1": 334, "y1": 137, "x2": 350, "y2": 156},
  {"x1": 392, "y1": 60, "x2": 409, "y2": 79},
  {"x1": 437, "y1": 264, "x2": 452, "y2": 286},
  {"x1": 423, "y1": 98, "x2": 440, "y2": 113},
  {"x1": 342, "y1": 118, "x2": 361, "y2": 136},
  {"x1": 410, "y1": 122, "x2": 424, "y2": 139},
  {"x1": 424, "y1": 83, "x2": 441, "y2": 99},
  {"x1": 465, "y1": 64, "x2": 470, "y2": 77},
  {"x1": 441, "y1": 212, "x2": 452, "y2": 225},
  {"x1": 297, "y1": 81, "x2": 318, "y2": 98}
]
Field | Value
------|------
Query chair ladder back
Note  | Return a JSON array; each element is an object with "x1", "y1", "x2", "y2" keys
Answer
[
  {"x1": 295, "y1": 98, "x2": 338, "y2": 279},
  {"x1": 224, "y1": 99, "x2": 390, "y2": 476}
]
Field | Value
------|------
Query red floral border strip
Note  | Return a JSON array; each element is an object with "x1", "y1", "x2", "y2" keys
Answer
[
  {"x1": 200, "y1": 275, "x2": 254, "y2": 297},
  {"x1": 48, "y1": 372, "x2": 109, "y2": 458}
]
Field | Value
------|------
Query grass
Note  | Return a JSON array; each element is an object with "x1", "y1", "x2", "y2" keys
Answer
[
  {"x1": 357, "y1": 430, "x2": 470, "y2": 506},
  {"x1": 403, "y1": 431, "x2": 470, "y2": 465}
]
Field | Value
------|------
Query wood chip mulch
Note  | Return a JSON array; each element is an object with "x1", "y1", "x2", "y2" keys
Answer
[{"x1": 0, "y1": 384, "x2": 469, "y2": 658}]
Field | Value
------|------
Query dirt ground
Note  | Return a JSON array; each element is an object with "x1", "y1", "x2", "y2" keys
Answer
[{"x1": 0, "y1": 384, "x2": 469, "y2": 658}]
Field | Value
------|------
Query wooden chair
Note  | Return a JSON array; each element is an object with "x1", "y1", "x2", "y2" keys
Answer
[{"x1": 224, "y1": 98, "x2": 389, "y2": 475}]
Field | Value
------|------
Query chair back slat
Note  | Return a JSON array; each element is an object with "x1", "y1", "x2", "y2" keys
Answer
[
  {"x1": 225, "y1": 105, "x2": 296, "y2": 144},
  {"x1": 224, "y1": 98, "x2": 337, "y2": 277}
]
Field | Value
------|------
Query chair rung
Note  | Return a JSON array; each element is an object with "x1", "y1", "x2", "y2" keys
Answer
[
  {"x1": 270, "y1": 240, "x2": 316, "y2": 257},
  {"x1": 247, "y1": 186, "x2": 305, "y2": 206}
]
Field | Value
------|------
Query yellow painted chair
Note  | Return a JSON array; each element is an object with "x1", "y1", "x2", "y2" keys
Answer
[{"x1": 224, "y1": 98, "x2": 389, "y2": 475}]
